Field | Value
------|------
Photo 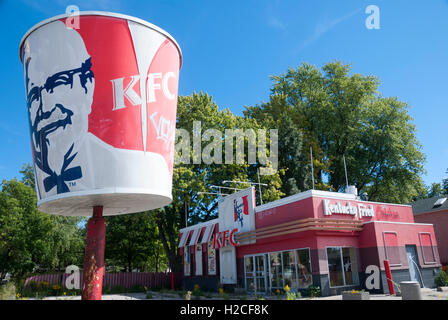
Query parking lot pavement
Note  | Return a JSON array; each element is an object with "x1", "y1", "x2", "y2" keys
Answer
[
  {"x1": 309, "y1": 288, "x2": 448, "y2": 300},
  {"x1": 38, "y1": 287, "x2": 448, "y2": 300}
]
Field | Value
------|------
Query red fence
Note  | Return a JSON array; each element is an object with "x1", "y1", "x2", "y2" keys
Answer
[{"x1": 24, "y1": 272, "x2": 182, "y2": 290}]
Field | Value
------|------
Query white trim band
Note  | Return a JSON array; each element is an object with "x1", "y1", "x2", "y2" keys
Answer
[{"x1": 19, "y1": 11, "x2": 182, "y2": 67}]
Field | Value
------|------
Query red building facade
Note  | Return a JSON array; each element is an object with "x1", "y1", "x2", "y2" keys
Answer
[
  {"x1": 412, "y1": 196, "x2": 448, "y2": 266},
  {"x1": 179, "y1": 188, "x2": 441, "y2": 296}
]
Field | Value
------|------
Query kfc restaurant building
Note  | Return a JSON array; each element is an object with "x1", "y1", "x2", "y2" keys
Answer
[{"x1": 179, "y1": 187, "x2": 441, "y2": 296}]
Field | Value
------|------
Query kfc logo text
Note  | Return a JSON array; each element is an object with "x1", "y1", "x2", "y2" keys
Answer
[
  {"x1": 110, "y1": 72, "x2": 176, "y2": 111},
  {"x1": 212, "y1": 228, "x2": 239, "y2": 249}
]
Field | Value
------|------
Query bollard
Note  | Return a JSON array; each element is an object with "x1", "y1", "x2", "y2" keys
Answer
[
  {"x1": 383, "y1": 260, "x2": 395, "y2": 295},
  {"x1": 400, "y1": 281, "x2": 422, "y2": 300}
]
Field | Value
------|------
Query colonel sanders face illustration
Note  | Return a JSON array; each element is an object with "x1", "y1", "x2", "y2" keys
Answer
[{"x1": 23, "y1": 21, "x2": 94, "y2": 194}]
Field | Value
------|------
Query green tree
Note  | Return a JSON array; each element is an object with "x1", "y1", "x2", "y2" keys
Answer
[
  {"x1": 0, "y1": 165, "x2": 84, "y2": 280},
  {"x1": 442, "y1": 169, "x2": 448, "y2": 194},
  {"x1": 245, "y1": 93, "x2": 314, "y2": 195},
  {"x1": 427, "y1": 183, "x2": 445, "y2": 198},
  {"x1": 247, "y1": 61, "x2": 426, "y2": 203},
  {"x1": 105, "y1": 211, "x2": 166, "y2": 272}
]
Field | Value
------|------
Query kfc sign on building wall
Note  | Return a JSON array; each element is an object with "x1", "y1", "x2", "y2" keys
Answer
[
  {"x1": 323, "y1": 199, "x2": 375, "y2": 219},
  {"x1": 218, "y1": 187, "x2": 256, "y2": 235},
  {"x1": 212, "y1": 228, "x2": 239, "y2": 249}
]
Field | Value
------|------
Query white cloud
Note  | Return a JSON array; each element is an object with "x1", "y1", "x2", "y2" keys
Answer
[
  {"x1": 294, "y1": 8, "x2": 362, "y2": 54},
  {"x1": 267, "y1": 16, "x2": 286, "y2": 30}
]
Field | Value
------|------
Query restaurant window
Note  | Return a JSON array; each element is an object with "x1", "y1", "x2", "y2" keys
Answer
[
  {"x1": 419, "y1": 233, "x2": 436, "y2": 264},
  {"x1": 342, "y1": 248, "x2": 359, "y2": 285},
  {"x1": 270, "y1": 252, "x2": 283, "y2": 289},
  {"x1": 184, "y1": 246, "x2": 191, "y2": 276},
  {"x1": 296, "y1": 249, "x2": 312, "y2": 289},
  {"x1": 245, "y1": 256, "x2": 255, "y2": 292},
  {"x1": 383, "y1": 232, "x2": 401, "y2": 266},
  {"x1": 207, "y1": 240, "x2": 217, "y2": 275},
  {"x1": 326, "y1": 247, "x2": 359, "y2": 287},
  {"x1": 282, "y1": 251, "x2": 296, "y2": 289}
]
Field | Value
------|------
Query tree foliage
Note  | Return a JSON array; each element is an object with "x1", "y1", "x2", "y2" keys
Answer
[
  {"x1": 246, "y1": 61, "x2": 427, "y2": 203},
  {"x1": 153, "y1": 92, "x2": 284, "y2": 272},
  {"x1": 105, "y1": 212, "x2": 167, "y2": 272},
  {"x1": 421, "y1": 169, "x2": 448, "y2": 199},
  {"x1": 0, "y1": 164, "x2": 84, "y2": 280}
]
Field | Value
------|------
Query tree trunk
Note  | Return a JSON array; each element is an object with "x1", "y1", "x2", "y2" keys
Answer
[{"x1": 155, "y1": 208, "x2": 182, "y2": 273}]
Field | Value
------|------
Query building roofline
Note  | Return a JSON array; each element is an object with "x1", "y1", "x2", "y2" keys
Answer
[
  {"x1": 179, "y1": 218, "x2": 218, "y2": 233},
  {"x1": 254, "y1": 189, "x2": 411, "y2": 213},
  {"x1": 413, "y1": 207, "x2": 448, "y2": 216}
]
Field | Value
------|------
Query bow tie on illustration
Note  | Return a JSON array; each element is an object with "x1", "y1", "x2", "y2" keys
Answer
[
  {"x1": 43, "y1": 144, "x2": 83, "y2": 194},
  {"x1": 43, "y1": 166, "x2": 82, "y2": 193}
]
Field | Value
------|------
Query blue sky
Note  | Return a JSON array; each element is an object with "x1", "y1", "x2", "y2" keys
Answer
[{"x1": 0, "y1": 0, "x2": 447, "y2": 188}]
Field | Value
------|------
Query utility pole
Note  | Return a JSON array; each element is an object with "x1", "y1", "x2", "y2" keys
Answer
[
  {"x1": 343, "y1": 154, "x2": 349, "y2": 187},
  {"x1": 222, "y1": 179, "x2": 268, "y2": 206},
  {"x1": 310, "y1": 146, "x2": 315, "y2": 190}
]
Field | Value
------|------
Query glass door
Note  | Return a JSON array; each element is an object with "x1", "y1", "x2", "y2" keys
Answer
[
  {"x1": 406, "y1": 245, "x2": 423, "y2": 287},
  {"x1": 244, "y1": 256, "x2": 255, "y2": 292},
  {"x1": 245, "y1": 254, "x2": 268, "y2": 294},
  {"x1": 255, "y1": 255, "x2": 267, "y2": 293}
]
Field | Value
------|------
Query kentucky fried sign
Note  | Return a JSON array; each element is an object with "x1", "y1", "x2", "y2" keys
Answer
[{"x1": 19, "y1": 12, "x2": 182, "y2": 216}]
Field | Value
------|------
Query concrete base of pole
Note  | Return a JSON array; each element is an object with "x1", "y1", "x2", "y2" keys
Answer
[
  {"x1": 82, "y1": 206, "x2": 106, "y2": 300},
  {"x1": 400, "y1": 281, "x2": 422, "y2": 300}
]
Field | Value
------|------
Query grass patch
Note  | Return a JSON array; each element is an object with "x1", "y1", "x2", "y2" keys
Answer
[{"x1": 0, "y1": 282, "x2": 16, "y2": 300}]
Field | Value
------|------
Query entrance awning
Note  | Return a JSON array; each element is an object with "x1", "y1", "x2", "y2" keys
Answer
[
  {"x1": 201, "y1": 223, "x2": 218, "y2": 244},
  {"x1": 178, "y1": 221, "x2": 219, "y2": 248},
  {"x1": 178, "y1": 230, "x2": 191, "y2": 247},
  {"x1": 188, "y1": 227, "x2": 201, "y2": 246}
]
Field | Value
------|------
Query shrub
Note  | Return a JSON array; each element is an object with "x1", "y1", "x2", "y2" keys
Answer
[
  {"x1": 177, "y1": 290, "x2": 185, "y2": 297},
  {"x1": 129, "y1": 284, "x2": 146, "y2": 293},
  {"x1": 192, "y1": 284, "x2": 203, "y2": 297},
  {"x1": 284, "y1": 285, "x2": 301, "y2": 300},
  {"x1": 29, "y1": 281, "x2": 38, "y2": 291},
  {"x1": 435, "y1": 270, "x2": 448, "y2": 287},
  {"x1": 306, "y1": 285, "x2": 321, "y2": 297},
  {"x1": 0, "y1": 282, "x2": 16, "y2": 300},
  {"x1": 224, "y1": 286, "x2": 234, "y2": 294},
  {"x1": 51, "y1": 284, "x2": 63, "y2": 296}
]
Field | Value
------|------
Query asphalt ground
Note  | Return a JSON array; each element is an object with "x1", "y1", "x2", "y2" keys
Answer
[{"x1": 39, "y1": 287, "x2": 448, "y2": 300}]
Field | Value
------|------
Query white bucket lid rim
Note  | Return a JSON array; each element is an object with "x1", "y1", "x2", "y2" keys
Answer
[{"x1": 19, "y1": 11, "x2": 183, "y2": 68}]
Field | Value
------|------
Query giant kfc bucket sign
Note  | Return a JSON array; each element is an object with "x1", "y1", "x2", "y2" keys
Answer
[{"x1": 19, "y1": 12, "x2": 182, "y2": 216}]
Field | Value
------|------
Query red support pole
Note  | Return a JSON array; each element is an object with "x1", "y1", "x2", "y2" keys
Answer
[
  {"x1": 383, "y1": 259, "x2": 395, "y2": 295},
  {"x1": 82, "y1": 206, "x2": 106, "y2": 300}
]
